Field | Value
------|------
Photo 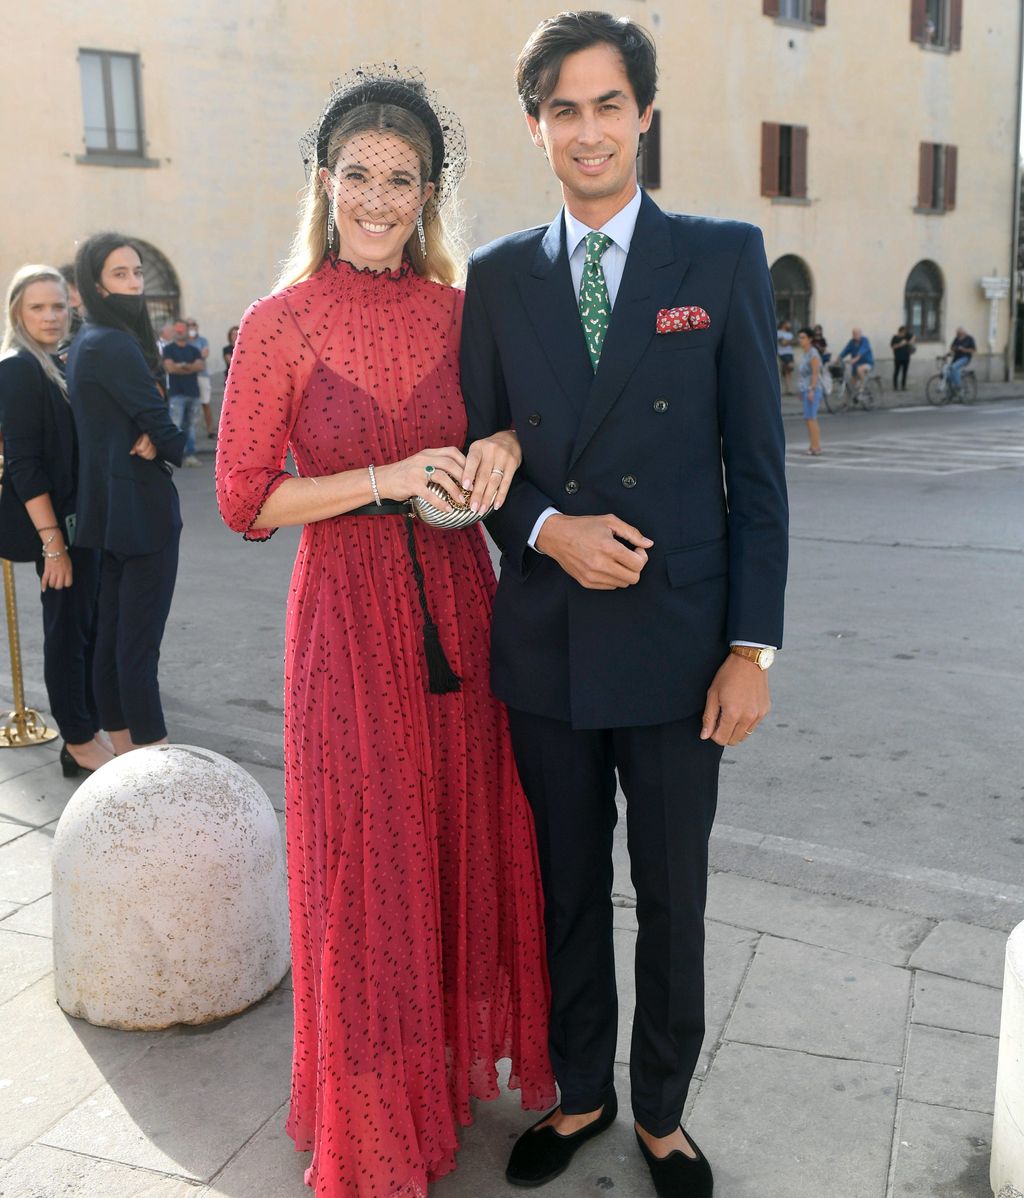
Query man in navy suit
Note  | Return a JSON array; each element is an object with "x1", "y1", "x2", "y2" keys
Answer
[{"x1": 461, "y1": 12, "x2": 788, "y2": 1196}]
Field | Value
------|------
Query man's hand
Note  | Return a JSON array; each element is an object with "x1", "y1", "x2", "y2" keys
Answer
[
  {"x1": 130, "y1": 433, "x2": 157, "y2": 460},
  {"x1": 701, "y1": 654, "x2": 771, "y2": 746},
  {"x1": 536, "y1": 513, "x2": 653, "y2": 590}
]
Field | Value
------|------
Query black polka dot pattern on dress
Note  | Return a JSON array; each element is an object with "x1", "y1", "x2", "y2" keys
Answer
[{"x1": 216, "y1": 256, "x2": 555, "y2": 1198}]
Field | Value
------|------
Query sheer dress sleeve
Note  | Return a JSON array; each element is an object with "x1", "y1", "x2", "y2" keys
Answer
[{"x1": 215, "y1": 292, "x2": 312, "y2": 541}]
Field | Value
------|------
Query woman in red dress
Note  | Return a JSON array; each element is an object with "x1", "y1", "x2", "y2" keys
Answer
[{"x1": 215, "y1": 69, "x2": 554, "y2": 1197}]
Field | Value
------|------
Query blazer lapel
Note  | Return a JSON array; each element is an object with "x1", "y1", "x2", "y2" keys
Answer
[
  {"x1": 514, "y1": 212, "x2": 594, "y2": 414},
  {"x1": 568, "y1": 195, "x2": 691, "y2": 469}
]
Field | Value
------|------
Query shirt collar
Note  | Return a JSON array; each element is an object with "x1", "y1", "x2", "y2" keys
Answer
[{"x1": 563, "y1": 187, "x2": 643, "y2": 258}]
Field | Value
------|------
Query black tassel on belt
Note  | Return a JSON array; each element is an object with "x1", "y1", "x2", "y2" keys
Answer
[{"x1": 402, "y1": 514, "x2": 461, "y2": 693}]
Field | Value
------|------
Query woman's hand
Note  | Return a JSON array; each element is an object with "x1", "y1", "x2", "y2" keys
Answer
[
  {"x1": 463, "y1": 430, "x2": 522, "y2": 513},
  {"x1": 41, "y1": 547, "x2": 72, "y2": 592},
  {"x1": 375, "y1": 446, "x2": 469, "y2": 507},
  {"x1": 130, "y1": 433, "x2": 157, "y2": 461}
]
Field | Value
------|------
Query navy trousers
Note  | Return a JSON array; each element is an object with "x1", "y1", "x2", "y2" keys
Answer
[
  {"x1": 506, "y1": 708, "x2": 723, "y2": 1136},
  {"x1": 34, "y1": 545, "x2": 102, "y2": 743},
  {"x1": 92, "y1": 533, "x2": 179, "y2": 744}
]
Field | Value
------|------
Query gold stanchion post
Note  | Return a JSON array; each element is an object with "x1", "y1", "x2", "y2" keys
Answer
[{"x1": 0, "y1": 453, "x2": 58, "y2": 747}]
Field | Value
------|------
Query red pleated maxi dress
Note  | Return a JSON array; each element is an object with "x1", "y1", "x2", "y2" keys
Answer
[{"x1": 215, "y1": 257, "x2": 555, "y2": 1198}]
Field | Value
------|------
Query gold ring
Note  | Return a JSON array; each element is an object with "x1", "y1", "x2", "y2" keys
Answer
[{"x1": 490, "y1": 468, "x2": 504, "y2": 476}]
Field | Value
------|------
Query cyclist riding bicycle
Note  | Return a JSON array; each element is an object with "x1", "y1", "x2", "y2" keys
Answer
[
  {"x1": 946, "y1": 327, "x2": 976, "y2": 393},
  {"x1": 838, "y1": 327, "x2": 875, "y2": 395}
]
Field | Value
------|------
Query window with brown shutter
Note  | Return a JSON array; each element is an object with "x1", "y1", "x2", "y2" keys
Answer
[
  {"x1": 943, "y1": 145, "x2": 958, "y2": 209},
  {"x1": 791, "y1": 126, "x2": 809, "y2": 198},
  {"x1": 917, "y1": 142, "x2": 957, "y2": 212},
  {"x1": 913, "y1": 0, "x2": 962, "y2": 50},
  {"x1": 762, "y1": 122, "x2": 807, "y2": 199},
  {"x1": 638, "y1": 110, "x2": 661, "y2": 190},
  {"x1": 949, "y1": 0, "x2": 963, "y2": 49},
  {"x1": 761, "y1": 123, "x2": 781, "y2": 197}
]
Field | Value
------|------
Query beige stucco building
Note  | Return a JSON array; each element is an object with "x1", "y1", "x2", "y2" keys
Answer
[{"x1": 2, "y1": 0, "x2": 1021, "y2": 384}]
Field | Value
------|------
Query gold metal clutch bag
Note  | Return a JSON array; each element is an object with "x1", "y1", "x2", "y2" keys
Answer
[{"x1": 411, "y1": 477, "x2": 491, "y2": 529}]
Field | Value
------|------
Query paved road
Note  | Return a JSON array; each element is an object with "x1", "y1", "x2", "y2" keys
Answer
[{"x1": 3, "y1": 398, "x2": 1021, "y2": 930}]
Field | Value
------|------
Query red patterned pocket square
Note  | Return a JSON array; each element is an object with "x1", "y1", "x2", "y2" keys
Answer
[{"x1": 656, "y1": 306, "x2": 711, "y2": 333}]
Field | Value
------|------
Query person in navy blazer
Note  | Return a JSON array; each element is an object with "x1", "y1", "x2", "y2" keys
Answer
[
  {"x1": 0, "y1": 264, "x2": 111, "y2": 776},
  {"x1": 67, "y1": 234, "x2": 187, "y2": 755},
  {"x1": 461, "y1": 14, "x2": 788, "y2": 1196}
]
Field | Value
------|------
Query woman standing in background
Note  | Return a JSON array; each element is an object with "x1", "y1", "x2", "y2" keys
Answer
[{"x1": 0, "y1": 265, "x2": 109, "y2": 775}]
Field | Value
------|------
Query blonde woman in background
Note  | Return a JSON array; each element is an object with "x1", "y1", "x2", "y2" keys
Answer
[{"x1": 0, "y1": 266, "x2": 111, "y2": 775}]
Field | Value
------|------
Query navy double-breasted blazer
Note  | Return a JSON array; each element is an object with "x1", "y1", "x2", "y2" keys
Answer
[
  {"x1": 461, "y1": 192, "x2": 789, "y2": 729},
  {"x1": 66, "y1": 325, "x2": 186, "y2": 557}
]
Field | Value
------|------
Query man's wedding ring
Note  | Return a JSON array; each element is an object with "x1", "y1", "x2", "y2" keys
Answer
[{"x1": 744, "y1": 730, "x2": 754, "y2": 737}]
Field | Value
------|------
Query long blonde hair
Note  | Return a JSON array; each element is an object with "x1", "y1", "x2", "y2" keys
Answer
[
  {"x1": 1, "y1": 265, "x2": 69, "y2": 395},
  {"x1": 275, "y1": 103, "x2": 463, "y2": 291}
]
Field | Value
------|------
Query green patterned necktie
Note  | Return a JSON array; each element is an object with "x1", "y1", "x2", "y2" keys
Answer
[{"x1": 579, "y1": 231, "x2": 613, "y2": 370}]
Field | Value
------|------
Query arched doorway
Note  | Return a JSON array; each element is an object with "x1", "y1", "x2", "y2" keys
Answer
[
  {"x1": 135, "y1": 240, "x2": 181, "y2": 331},
  {"x1": 904, "y1": 260, "x2": 943, "y2": 341},
  {"x1": 771, "y1": 254, "x2": 813, "y2": 331}
]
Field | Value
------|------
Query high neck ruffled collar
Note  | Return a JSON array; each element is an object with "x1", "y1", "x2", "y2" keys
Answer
[{"x1": 323, "y1": 253, "x2": 414, "y2": 288}]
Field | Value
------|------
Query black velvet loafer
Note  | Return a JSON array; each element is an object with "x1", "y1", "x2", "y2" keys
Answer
[
  {"x1": 634, "y1": 1126, "x2": 713, "y2": 1197},
  {"x1": 506, "y1": 1092, "x2": 618, "y2": 1187}
]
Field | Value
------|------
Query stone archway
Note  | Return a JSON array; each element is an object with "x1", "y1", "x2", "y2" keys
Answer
[
  {"x1": 904, "y1": 259, "x2": 944, "y2": 341},
  {"x1": 770, "y1": 254, "x2": 813, "y2": 331},
  {"x1": 135, "y1": 239, "x2": 181, "y2": 332}
]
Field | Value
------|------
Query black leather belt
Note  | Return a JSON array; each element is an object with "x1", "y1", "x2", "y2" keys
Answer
[{"x1": 344, "y1": 500, "x2": 460, "y2": 694}]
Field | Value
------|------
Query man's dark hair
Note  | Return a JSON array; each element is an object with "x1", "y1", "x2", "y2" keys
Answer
[
  {"x1": 515, "y1": 11, "x2": 657, "y2": 118},
  {"x1": 799, "y1": 327, "x2": 816, "y2": 339}
]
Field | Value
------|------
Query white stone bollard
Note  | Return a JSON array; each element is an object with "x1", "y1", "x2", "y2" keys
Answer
[
  {"x1": 992, "y1": 922, "x2": 1024, "y2": 1197},
  {"x1": 52, "y1": 745, "x2": 290, "y2": 1030}
]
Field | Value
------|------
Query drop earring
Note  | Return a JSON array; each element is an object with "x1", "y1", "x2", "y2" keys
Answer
[
  {"x1": 326, "y1": 206, "x2": 335, "y2": 250},
  {"x1": 416, "y1": 210, "x2": 426, "y2": 255}
]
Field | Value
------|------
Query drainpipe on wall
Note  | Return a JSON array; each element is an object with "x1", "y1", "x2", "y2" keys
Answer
[{"x1": 1007, "y1": 5, "x2": 1024, "y2": 381}]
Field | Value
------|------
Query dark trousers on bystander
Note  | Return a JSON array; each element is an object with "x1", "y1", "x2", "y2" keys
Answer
[
  {"x1": 893, "y1": 359, "x2": 910, "y2": 390},
  {"x1": 93, "y1": 532, "x2": 180, "y2": 745},
  {"x1": 34, "y1": 545, "x2": 102, "y2": 743}
]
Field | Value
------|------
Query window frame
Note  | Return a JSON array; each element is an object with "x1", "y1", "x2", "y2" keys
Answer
[
  {"x1": 638, "y1": 109, "x2": 662, "y2": 191},
  {"x1": 911, "y1": 0, "x2": 963, "y2": 52},
  {"x1": 77, "y1": 48, "x2": 157, "y2": 167}
]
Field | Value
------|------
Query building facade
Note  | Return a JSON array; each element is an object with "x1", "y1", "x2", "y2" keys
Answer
[{"x1": 2, "y1": 0, "x2": 1020, "y2": 385}]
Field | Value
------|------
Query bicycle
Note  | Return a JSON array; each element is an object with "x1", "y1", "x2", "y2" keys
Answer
[
  {"x1": 824, "y1": 360, "x2": 882, "y2": 414},
  {"x1": 925, "y1": 354, "x2": 977, "y2": 405}
]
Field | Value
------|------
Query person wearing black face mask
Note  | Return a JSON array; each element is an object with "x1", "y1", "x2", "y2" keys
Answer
[{"x1": 65, "y1": 233, "x2": 187, "y2": 755}]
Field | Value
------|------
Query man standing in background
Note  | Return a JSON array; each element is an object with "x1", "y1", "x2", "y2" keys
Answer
[
  {"x1": 186, "y1": 317, "x2": 216, "y2": 440},
  {"x1": 163, "y1": 321, "x2": 203, "y2": 466}
]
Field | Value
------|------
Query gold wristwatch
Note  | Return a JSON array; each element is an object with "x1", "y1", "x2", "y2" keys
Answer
[{"x1": 730, "y1": 645, "x2": 776, "y2": 671}]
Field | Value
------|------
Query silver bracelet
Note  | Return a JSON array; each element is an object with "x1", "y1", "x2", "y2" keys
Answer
[
  {"x1": 42, "y1": 548, "x2": 67, "y2": 560},
  {"x1": 367, "y1": 464, "x2": 382, "y2": 506}
]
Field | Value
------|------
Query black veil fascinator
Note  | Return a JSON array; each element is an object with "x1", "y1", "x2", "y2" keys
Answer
[{"x1": 299, "y1": 63, "x2": 466, "y2": 208}]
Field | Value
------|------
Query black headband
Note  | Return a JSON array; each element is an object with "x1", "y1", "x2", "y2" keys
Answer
[{"x1": 314, "y1": 79, "x2": 446, "y2": 183}]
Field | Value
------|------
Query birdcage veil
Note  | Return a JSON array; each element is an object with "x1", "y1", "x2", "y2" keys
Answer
[{"x1": 299, "y1": 63, "x2": 466, "y2": 208}]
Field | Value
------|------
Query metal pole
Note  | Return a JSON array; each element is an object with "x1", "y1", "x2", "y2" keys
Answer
[
  {"x1": 1007, "y1": 3, "x2": 1024, "y2": 381},
  {"x1": 0, "y1": 455, "x2": 57, "y2": 747}
]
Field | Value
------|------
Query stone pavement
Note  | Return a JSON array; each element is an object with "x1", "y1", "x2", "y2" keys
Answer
[{"x1": 0, "y1": 744, "x2": 1006, "y2": 1198}]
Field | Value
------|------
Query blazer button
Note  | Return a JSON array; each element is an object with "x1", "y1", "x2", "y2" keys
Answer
[
  {"x1": 622, "y1": 474, "x2": 637, "y2": 489},
  {"x1": 564, "y1": 479, "x2": 579, "y2": 495},
  {"x1": 653, "y1": 398, "x2": 669, "y2": 413},
  {"x1": 528, "y1": 412, "x2": 542, "y2": 426}
]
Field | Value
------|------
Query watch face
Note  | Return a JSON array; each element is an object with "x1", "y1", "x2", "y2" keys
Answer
[{"x1": 759, "y1": 648, "x2": 776, "y2": 669}]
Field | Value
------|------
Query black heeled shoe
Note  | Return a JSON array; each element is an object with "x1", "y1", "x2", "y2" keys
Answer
[
  {"x1": 506, "y1": 1092, "x2": 618, "y2": 1187},
  {"x1": 60, "y1": 743, "x2": 92, "y2": 778},
  {"x1": 635, "y1": 1126, "x2": 713, "y2": 1198}
]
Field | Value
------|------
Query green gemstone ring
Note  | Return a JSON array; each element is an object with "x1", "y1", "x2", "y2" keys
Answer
[{"x1": 424, "y1": 464, "x2": 435, "y2": 476}]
